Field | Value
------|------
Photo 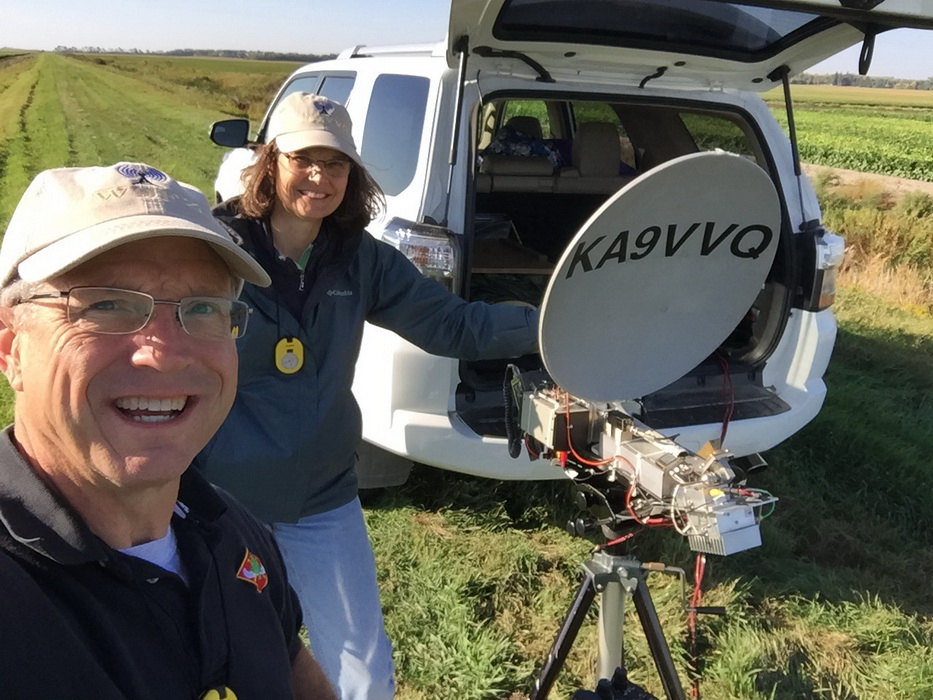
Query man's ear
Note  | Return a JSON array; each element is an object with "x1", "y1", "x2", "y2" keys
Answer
[{"x1": 0, "y1": 307, "x2": 24, "y2": 392}]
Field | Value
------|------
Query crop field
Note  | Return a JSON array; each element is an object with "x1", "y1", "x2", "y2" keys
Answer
[
  {"x1": 764, "y1": 84, "x2": 933, "y2": 181},
  {"x1": 768, "y1": 84, "x2": 933, "y2": 109},
  {"x1": 0, "y1": 53, "x2": 932, "y2": 699}
]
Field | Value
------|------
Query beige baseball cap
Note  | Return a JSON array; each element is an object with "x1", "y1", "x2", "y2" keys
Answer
[
  {"x1": 0, "y1": 162, "x2": 271, "y2": 288},
  {"x1": 266, "y1": 92, "x2": 362, "y2": 165}
]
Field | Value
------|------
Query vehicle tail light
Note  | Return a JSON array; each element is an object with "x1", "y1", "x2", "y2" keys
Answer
[
  {"x1": 381, "y1": 217, "x2": 461, "y2": 293},
  {"x1": 807, "y1": 229, "x2": 846, "y2": 311}
]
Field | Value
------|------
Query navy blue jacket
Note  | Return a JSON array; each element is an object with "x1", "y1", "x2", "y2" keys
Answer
[
  {"x1": 0, "y1": 427, "x2": 303, "y2": 699},
  {"x1": 195, "y1": 201, "x2": 538, "y2": 523}
]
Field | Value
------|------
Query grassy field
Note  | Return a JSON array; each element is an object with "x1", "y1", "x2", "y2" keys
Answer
[
  {"x1": 0, "y1": 52, "x2": 297, "y2": 230},
  {"x1": 70, "y1": 53, "x2": 301, "y2": 122},
  {"x1": 0, "y1": 53, "x2": 932, "y2": 698},
  {"x1": 367, "y1": 278, "x2": 933, "y2": 699}
]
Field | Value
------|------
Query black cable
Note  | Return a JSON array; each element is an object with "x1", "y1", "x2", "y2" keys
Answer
[{"x1": 503, "y1": 364, "x2": 523, "y2": 458}]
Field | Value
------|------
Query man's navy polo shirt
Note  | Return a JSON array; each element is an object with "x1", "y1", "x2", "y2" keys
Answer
[{"x1": 0, "y1": 426, "x2": 303, "y2": 699}]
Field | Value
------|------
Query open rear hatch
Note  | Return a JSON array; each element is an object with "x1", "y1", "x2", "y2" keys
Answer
[
  {"x1": 448, "y1": 0, "x2": 933, "y2": 88},
  {"x1": 451, "y1": 0, "x2": 933, "y2": 438}
]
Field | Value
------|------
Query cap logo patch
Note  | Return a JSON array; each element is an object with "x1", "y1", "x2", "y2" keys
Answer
[
  {"x1": 236, "y1": 549, "x2": 269, "y2": 593},
  {"x1": 116, "y1": 163, "x2": 168, "y2": 184},
  {"x1": 315, "y1": 100, "x2": 335, "y2": 116}
]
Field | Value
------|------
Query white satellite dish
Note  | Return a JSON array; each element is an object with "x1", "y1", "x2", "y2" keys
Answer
[{"x1": 538, "y1": 151, "x2": 781, "y2": 402}]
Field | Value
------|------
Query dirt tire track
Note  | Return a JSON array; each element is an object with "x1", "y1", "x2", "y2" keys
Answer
[{"x1": 803, "y1": 163, "x2": 933, "y2": 202}]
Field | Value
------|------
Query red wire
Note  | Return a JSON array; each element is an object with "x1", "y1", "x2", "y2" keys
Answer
[
  {"x1": 524, "y1": 434, "x2": 540, "y2": 458},
  {"x1": 597, "y1": 531, "x2": 637, "y2": 549},
  {"x1": 689, "y1": 554, "x2": 707, "y2": 699},
  {"x1": 558, "y1": 391, "x2": 671, "y2": 528},
  {"x1": 562, "y1": 391, "x2": 612, "y2": 468},
  {"x1": 624, "y1": 481, "x2": 671, "y2": 527}
]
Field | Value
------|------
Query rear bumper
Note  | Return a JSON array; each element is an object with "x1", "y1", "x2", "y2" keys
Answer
[
  {"x1": 372, "y1": 376, "x2": 826, "y2": 480},
  {"x1": 357, "y1": 309, "x2": 836, "y2": 480}
]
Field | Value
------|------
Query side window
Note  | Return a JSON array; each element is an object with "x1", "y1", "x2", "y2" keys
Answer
[
  {"x1": 264, "y1": 73, "x2": 355, "y2": 142},
  {"x1": 681, "y1": 113, "x2": 758, "y2": 161},
  {"x1": 360, "y1": 74, "x2": 430, "y2": 197},
  {"x1": 318, "y1": 75, "x2": 355, "y2": 106},
  {"x1": 570, "y1": 101, "x2": 635, "y2": 170},
  {"x1": 277, "y1": 74, "x2": 322, "y2": 103},
  {"x1": 263, "y1": 75, "x2": 322, "y2": 141}
]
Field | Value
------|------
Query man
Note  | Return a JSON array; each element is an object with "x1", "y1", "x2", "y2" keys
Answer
[{"x1": 0, "y1": 162, "x2": 336, "y2": 699}]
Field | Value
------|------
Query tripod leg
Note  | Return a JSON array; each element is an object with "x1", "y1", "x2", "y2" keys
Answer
[
  {"x1": 632, "y1": 577, "x2": 686, "y2": 700},
  {"x1": 597, "y1": 580, "x2": 625, "y2": 680},
  {"x1": 531, "y1": 573, "x2": 597, "y2": 700}
]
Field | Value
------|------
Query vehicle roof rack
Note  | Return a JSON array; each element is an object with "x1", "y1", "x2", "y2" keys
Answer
[{"x1": 338, "y1": 43, "x2": 441, "y2": 60}]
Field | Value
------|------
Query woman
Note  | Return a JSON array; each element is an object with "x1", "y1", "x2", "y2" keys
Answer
[{"x1": 195, "y1": 93, "x2": 538, "y2": 700}]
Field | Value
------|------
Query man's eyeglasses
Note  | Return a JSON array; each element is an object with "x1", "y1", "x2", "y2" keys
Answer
[
  {"x1": 279, "y1": 152, "x2": 353, "y2": 178},
  {"x1": 22, "y1": 287, "x2": 250, "y2": 341}
]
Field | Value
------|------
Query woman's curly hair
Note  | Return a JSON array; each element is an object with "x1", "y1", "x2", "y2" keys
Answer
[{"x1": 236, "y1": 143, "x2": 384, "y2": 231}]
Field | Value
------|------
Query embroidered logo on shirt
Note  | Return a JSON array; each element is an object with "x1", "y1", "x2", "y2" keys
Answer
[
  {"x1": 327, "y1": 289, "x2": 353, "y2": 297},
  {"x1": 236, "y1": 549, "x2": 269, "y2": 593}
]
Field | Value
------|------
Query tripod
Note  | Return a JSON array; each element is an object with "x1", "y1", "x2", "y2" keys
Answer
[{"x1": 530, "y1": 548, "x2": 687, "y2": 700}]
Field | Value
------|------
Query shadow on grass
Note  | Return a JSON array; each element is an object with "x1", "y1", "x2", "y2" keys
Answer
[
  {"x1": 363, "y1": 461, "x2": 582, "y2": 534},
  {"x1": 692, "y1": 318, "x2": 933, "y2": 618}
]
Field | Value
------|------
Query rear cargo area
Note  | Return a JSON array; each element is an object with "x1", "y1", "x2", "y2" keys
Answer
[{"x1": 456, "y1": 96, "x2": 792, "y2": 438}]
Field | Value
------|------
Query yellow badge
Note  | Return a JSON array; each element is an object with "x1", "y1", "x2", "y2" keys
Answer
[
  {"x1": 275, "y1": 337, "x2": 304, "y2": 375},
  {"x1": 200, "y1": 688, "x2": 238, "y2": 700}
]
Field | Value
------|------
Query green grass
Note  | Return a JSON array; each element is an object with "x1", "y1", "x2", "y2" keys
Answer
[
  {"x1": 0, "y1": 53, "x2": 41, "y2": 227},
  {"x1": 0, "y1": 52, "x2": 283, "y2": 229},
  {"x1": 71, "y1": 53, "x2": 300, "y2": 122},
  {"x1": 364, "y1": 286, "x2": 933, "y2": 699},
  {"x1": 0, "y1": 51, "x2": 931, "y2": 699}
]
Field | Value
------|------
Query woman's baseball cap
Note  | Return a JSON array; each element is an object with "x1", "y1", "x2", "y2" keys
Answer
[
  {"x1": 0, "y1": 162, "x2": 271, "y2": 288},
  {"x1": 266, "y1": 92, "x2": 362, "y2": 165}
]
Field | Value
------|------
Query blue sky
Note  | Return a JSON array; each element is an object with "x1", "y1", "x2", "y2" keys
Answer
[{"x1": 4, "y1": 0, "x2": 931, "y2": 80}]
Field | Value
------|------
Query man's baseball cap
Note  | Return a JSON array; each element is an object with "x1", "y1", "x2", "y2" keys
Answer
[
  {"x1": 266, "y1": 92, "x2": 362, "y2": 165},
  {"x1": 0, "y1": 162, "x2": 271, "y2": 288}
]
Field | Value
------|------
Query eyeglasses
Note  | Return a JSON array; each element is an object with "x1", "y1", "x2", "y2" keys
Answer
[
  {"x1": 279, "y1": 152, "x2": 353, "y2": 178},
  {"x1": 22, "y1": 287, "x2": 251, "y2": 341}
]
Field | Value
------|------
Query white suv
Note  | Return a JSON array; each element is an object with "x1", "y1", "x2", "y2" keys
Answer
[{"x1": 209, "y1": 0, "x2": 932, "y2": 487}]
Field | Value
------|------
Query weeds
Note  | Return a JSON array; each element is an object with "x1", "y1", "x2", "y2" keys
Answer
[{"x1": 812, "y1": 169, "x2": 933, "y2": 310}]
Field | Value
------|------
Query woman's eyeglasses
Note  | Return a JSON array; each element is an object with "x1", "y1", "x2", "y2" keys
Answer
[{"x1": 279, "y1": 153, "x2": 353, "y2": 178}]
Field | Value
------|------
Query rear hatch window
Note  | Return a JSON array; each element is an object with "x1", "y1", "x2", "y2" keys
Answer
[{"x1": 494, "y1": 0, "x2": 825, "y2": 60}]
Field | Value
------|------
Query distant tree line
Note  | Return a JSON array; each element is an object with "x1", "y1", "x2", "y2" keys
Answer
[
  {"x1": 53, "y1": 46, "x2": 336, "y2": 63},
  {"x1": 795, "y1": 72, "x2": 933, "y2": 90},
  {"x1": 47, "y1": 49, "x2": 933, "y2": 88}
]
